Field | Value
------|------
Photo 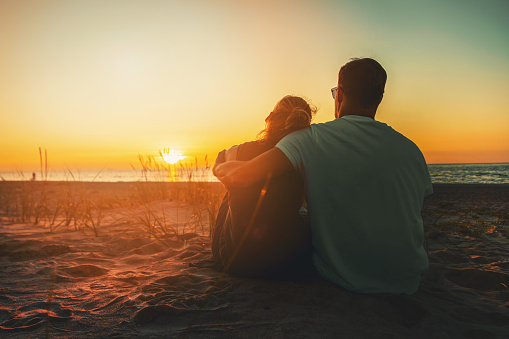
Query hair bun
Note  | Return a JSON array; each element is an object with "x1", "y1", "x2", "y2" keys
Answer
[{"x1": 285, "y1": 107, "x2": 311, "y2": 130}]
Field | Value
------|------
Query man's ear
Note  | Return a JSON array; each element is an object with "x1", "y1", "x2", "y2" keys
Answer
[
  {"x1": 334, "y1": 87, "x2": 343, "y2": 119},
  {"x1": 338, "y1": 87, "x2": 344, "y2": 101}
]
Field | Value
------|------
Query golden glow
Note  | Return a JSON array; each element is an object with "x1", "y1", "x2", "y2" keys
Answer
[
  {"x1": 1, "y1": 1, "x2": 508, "y2": 171},
  {"x1": 161, "y1": 150, "x2": 186, "y2": 165}
]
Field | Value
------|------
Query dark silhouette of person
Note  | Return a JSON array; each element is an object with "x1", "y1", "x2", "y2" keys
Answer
[{"x1": 212, "y1": 96, "x2": 316, "y2": 278}]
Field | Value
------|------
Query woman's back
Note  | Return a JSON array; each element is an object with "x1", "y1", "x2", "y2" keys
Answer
[
  {"x1": 212, "y1": 95, "x2": 316, "y2": 278},
  {"x1": 212, "y1": 140, "x2": 310, "y2": 277}
]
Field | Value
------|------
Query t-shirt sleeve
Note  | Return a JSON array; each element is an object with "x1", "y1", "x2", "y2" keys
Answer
[
  {"x1": 423, "y1": 164, "x2": 433, "y2": 196},
  {"x1": 419, "y1": 153, "x2": 433, "y2": 196},
  {"x1": 275, "y1": 128, "x2": 311, "y2": 175}
]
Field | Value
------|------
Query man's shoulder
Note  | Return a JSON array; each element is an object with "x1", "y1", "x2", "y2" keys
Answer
[
  {"x1": 275, "y1": 126, "x2": 317, "y2": 162},
  {"x1": 383, "y1": 124, "x2": 422, "y2": 149},
  {"x1": 278, "y1": 119, "x2": 349, "y2": 145},
  {"x1": 378, "y1": 124, "x2": 428, "y2": 164},
  {"x1": 280, "y1": 125, "x2": 314, "y2": 141},
  {"x1": 303, "y1": 119, "x2": 340, "y2": 134}
]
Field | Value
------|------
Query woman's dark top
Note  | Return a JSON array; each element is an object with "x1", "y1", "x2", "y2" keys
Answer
[{"x1": 211, "y1": 141, "x2": 311, "y2": 278}]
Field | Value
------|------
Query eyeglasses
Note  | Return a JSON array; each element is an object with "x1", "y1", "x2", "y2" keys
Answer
[{"x1": 331, "y1": 86, "x2": 338, "y2": 99}]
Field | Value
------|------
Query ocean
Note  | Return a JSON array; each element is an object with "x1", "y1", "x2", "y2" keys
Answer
[
  {"x1": 1, "y1": 163, "x2": 509, "y2": 184},
  {"x1": 426, "y1": 163, "x2": 509, "y2": 184},
  {"x1": 0, "y1": 168, "x2": 217, "y2": 183}
]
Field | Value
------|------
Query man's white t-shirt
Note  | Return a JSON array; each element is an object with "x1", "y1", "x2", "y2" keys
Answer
[{"x1": 276, "y1": 115, "x2": 433, "y2": 294}]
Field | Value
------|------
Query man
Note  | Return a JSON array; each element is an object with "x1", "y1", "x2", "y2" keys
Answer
[{"x1": 213, "y1": 58, "x2": 432, "y2": 294}]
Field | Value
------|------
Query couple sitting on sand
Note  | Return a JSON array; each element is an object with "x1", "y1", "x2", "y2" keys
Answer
[{"x1": 212, "y1": 58, "x2": 433, "y2": 295}]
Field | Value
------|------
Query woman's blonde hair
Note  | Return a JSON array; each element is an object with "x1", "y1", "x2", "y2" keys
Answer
[{"x1": 258, "y1": 95, "x2": 317, "y2": 145}]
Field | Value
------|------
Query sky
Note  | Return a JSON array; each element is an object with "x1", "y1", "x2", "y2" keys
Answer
[{"x1": 1, "y1": 0, "x2": 508, "y2": 171}]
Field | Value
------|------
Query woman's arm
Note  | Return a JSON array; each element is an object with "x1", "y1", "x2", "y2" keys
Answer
[{"x1": 213, "y1": 147, "x2": 294, "y2": 188}]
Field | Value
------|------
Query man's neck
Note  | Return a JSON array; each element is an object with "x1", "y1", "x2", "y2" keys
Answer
[{"x1": 337, "y1": 106, "x2": 376, "y2": 119}]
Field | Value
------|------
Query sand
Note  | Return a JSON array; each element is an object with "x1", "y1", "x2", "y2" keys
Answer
[{"x1": 0, "y1": 182, "x2": 508, "y2": 338}]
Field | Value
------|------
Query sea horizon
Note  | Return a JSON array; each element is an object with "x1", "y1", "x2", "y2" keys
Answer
[{"x1": 1, "y1": 162, "x2": 509, "y2": 185}]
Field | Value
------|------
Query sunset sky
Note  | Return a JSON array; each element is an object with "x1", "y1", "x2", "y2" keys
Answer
[{"x1": 1, "y1": 0, "x2": 508, "y2": 171}]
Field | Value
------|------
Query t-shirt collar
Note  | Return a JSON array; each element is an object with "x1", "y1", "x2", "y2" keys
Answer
[{"x1": 339, "y1": 115, "x2": 375, "y2": 122}]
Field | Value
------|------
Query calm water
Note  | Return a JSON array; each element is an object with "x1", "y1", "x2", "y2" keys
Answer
[
  {"x1": 427, "y1": 163, "x2": 509, "y2": 184},
  {"x1": 0, "y1": 168, "x2": 218, "y2": 183},
  {"x1": 1, "y1": 163, "x2": 509, "y2": 184}
]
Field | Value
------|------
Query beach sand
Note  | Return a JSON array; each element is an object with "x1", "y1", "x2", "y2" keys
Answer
[{"x1": 0, "y1": 182, "x2": 508, "y2": 338}]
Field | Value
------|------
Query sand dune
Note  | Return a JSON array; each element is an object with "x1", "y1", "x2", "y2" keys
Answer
[{"x1": 0, "y1": 183, "x2": 508, "y2": 338}]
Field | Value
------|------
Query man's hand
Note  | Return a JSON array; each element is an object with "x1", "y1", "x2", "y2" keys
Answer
[
  {"x1": 213, "y1": 160, "x2": 246, "y2": 187},
  {"x1": 212, "y1": 147, "x2": 294, "y2": 188},
  {"x1": 214, "y1": 149, "x2": 226, "y2": 168}
]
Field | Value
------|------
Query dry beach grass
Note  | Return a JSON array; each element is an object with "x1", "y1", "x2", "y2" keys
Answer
[{"x1": 0, "y1": 181, "x2": 508, "y2": 338}]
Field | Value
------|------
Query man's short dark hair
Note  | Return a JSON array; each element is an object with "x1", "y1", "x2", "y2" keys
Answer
[{"x1": 338, "y1": 58, "x2": 387, "y2": 108}]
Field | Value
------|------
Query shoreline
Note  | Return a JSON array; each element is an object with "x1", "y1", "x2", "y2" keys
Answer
[
  {"x1": 432, "y1": 183, "x2": 509, "y2": 188},
  {"x1": 2, "y1": 180, "x2": 509, "y2": 185}
]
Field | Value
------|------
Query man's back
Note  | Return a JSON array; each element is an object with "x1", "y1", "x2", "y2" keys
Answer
[{"x1": 277, "y1": 115, "x2": 433, "y2": 294}]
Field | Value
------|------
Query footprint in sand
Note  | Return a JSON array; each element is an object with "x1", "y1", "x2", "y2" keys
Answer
[
  {"x1": 432, "y1": 249, "x2": 469, "y2": 264},
  {"x1": 445, "y1": 268, "x2": 509, "y2": 291},
  {"x1": 0, "y1": 308, "x2": 11, "y2": 323},
  {"x1": 495, "y1": 261, "x2": 509, "y2": 269},
  {"x1": 61, "y1": 264, "x2": 108, "y2": 278},
  {"x1": 7, "y1": 244, "x2": 72, "y2": 261},
  {"x1": 133, "y1": 304, "x2": 188, "y2": 326},
  {"x1": 0, "y1": 302, "x2": 72, "y2": 332}
]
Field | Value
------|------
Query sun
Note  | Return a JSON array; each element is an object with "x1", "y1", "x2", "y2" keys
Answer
[{"x1": 161, "y1": 149, "x2": 186, "y2": 164}]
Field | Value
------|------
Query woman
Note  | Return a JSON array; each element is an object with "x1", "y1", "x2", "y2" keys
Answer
[{"x1": 212, "y1": 95, "x2": 316, "y2": 278}]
